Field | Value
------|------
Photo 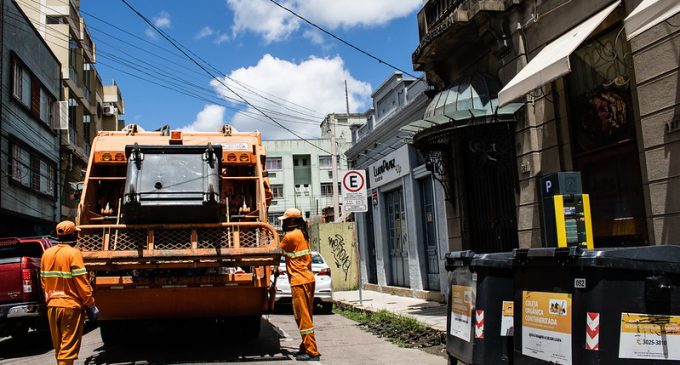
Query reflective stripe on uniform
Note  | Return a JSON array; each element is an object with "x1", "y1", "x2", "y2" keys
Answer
[
  {"x1": 41, "y1": 269, "x2": 87, "y2": 278},
  {"x1": 286, "y1": 249, "x2": 312, "y2": 258},
  {"x1": 300, "y1": 327, "x2": 314, "y2": 335}
]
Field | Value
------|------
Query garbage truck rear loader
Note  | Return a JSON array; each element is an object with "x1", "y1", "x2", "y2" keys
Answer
[{"x1": 75, "y1": 125, "x2": 280, "y2": 343}]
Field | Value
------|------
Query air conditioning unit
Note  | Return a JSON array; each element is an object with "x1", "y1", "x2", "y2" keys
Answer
[{"x1": 103, "y1": 105, "x2": 116, "y2": 116}]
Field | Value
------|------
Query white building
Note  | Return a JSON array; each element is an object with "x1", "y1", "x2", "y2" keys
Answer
[{"x1": 263, "y1": 114, "x2": 366, "y2": 226}]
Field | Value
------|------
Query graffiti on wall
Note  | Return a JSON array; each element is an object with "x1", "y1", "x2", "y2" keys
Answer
[{"x1": 328, "y1": 233, "x2": 354, "y2": 280}]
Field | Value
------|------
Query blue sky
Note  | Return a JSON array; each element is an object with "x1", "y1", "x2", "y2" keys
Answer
[{"x1": 80, "y1": 0, "x2": 423, "y2": 139}]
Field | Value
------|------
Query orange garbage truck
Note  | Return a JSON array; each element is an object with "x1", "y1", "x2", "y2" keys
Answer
[{"x1": 74, "y1": 125, "x2": 281, "y2": 343}]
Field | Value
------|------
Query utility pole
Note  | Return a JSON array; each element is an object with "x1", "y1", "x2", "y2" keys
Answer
[{"x1": 330, "y1": 114, "x2": 340, "y2": 222}]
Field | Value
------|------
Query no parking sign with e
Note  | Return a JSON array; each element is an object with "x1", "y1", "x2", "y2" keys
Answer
[{"x1": 341, "y1": 170, "x2": 368, "y2": 213}]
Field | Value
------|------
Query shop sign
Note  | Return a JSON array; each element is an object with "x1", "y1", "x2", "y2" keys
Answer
[
  {"x1": 368, "y1": 145, "x2": 410, "y2": 188},
  {"x1": 450, "y1": 284, "x2": 475, "y2": 342},
  {"x1": 619, "y1": 313, "x2": 680, "y2": 360},
  {"x1": 522, "y1": 291, "x2": 572, "y2": 364}
]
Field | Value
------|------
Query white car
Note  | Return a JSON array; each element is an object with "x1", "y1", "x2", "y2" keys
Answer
[{"x1": 272, "y1": 251, "x2": 333, "y2": 313}]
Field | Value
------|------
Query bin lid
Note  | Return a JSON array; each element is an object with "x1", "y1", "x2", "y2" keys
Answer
[
  {"x1": 579, "y1": 245, "x2": 680, "y2": 273},
  {"x1": 445, "y1": 250, "x2": 475, "y2": 270},
  {"x1": 513, "y1": 247, "x2": 579, "y2": 259},
  {"x1": 471, "y1": 251, "x2": 513, "y2": 269}
]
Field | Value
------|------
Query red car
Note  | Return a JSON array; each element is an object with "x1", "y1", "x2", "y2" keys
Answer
[{"x1": 0, "y1": 237, "x2": 56, "y2": 339}]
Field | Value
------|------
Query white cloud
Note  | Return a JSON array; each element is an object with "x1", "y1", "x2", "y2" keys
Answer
[
  {"x1": 302, "y1": 29, "x2": 324, "y2": 45},
  {"x1": 211, "y1": 54, "x2": 371, "y2": 139},
  {"x1": 145, "y1": 11, "x2": 171, "y2": 39},
  {"x1": 180, "y1": 104, "x2": 226, "y2": 132},
  {"x1": 195, "y1": 26, "x2": 214, "y2": 39},
  {"x1": 214, "y1": 32, "x2": 229, "y2": 45},
  {"x1": 154, "y1": 11, "x2": 171, "y2": 28},
  {"x1": 227, "y1": 0, "x2": 299, "y2": 43},
  {"x1": 227, "y1": 0, "x2": 421, "y2": 42}
]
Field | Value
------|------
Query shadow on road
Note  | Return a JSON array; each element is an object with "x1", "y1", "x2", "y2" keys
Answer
[
  {"x1": 83, "y1": 319, "x2": 291, "y2": 364},
  {"x1": 0, "y1": 322, "x2": 98, "y2": 362}
]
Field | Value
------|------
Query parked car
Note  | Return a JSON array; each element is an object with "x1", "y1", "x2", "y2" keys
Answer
[
  {"x1": 272, "y1": 251, "x2": 333, "y2": 313},
  {"x1": 0, "y1": 236, "x2": 55, "y2": 339}
]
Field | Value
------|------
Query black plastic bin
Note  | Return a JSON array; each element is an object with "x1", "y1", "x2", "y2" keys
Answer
[
  {"x1": 445, "y1": 250, "x2": 514, "y2": 365},
  {"x1": 513, "y1": 245, "x2": 680, "y2": 365}
]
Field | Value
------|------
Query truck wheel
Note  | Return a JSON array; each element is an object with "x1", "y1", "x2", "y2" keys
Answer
[
  {"x1": 241, "y1": 315, "x2": 261, "y2": 339},
  {"x1": 10, "y1": 325, "x2": 29, "y2": 341},
  {"x1": 100, "y1": 321, "x2": 125, "y2": 346}
]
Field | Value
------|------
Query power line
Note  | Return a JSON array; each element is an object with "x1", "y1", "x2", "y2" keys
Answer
[
  {"x1": 266, "y1": 0, "x2": 420, "y2": 79},
  {"x1": 15, "y1": 0, "x2": 326, "y2": 121},
  {"x1": 119, "y1": 0, "x2": 333, "y2": 155},
  {"x1": 1, "y1": 12, "x2": 324, "y2": 132}
]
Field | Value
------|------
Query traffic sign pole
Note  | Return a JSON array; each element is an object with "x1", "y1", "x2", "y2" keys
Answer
[{"x1": 341, "y1": 170, "x2": 367, "y2": 303}]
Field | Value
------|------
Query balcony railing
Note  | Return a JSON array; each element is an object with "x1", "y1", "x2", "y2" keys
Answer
[
  {"x1": 422, "y1": 0, "x2": 464, "y2": 35},
  {"x1": 415, "y1": 1, "x2": 512, "y2": 63}
]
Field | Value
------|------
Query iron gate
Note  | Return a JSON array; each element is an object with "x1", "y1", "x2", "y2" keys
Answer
[{"x1": 459, "y1": 123, "x2": 519, "y2": 253}]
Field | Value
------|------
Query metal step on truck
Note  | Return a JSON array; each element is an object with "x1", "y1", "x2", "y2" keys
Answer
[{"x1": 75, "y1": 125, "x2": 281, "y2": 344}]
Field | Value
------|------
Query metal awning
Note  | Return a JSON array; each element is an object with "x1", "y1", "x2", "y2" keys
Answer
[
  {"x1": 498, "y1": 1, "x2": 621, "y2": 107},
  {"x1": 625, "y1": 0, "x2": 680, "y2": 40},
  {"x1": 400, "y1": 101, "x2": 524, "y2": 136},
  {"x1": 400, "y1": 74, "x2": 525, "y2": 142}
]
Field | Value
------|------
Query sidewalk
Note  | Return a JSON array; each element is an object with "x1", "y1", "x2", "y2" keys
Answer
[{"x1": 333, "y1": 289, "x2": 447, "y2": 332}]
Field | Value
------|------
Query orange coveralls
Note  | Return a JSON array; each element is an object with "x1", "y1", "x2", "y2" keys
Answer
[
  {"x1": 40, "y1": 244, "x2": 95, "y2": 365},
  {"x1": 280, "y1": 229, "x2": 320, "y2": 357}
]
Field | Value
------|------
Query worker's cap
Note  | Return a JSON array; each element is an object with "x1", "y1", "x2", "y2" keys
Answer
[
  {"x1": 57, "y1": 221, "x2": 78, "y2": 238},
  {"x1": 56, "y1": 220, "x2": 78, "y2": 236},
  {"x1": 278, "y1": 208, "x2": 302, "y2": 221}
]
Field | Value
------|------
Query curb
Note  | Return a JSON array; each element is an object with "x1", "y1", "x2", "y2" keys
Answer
[{"x1": 333, "y1": 300, "x2": 447, "y2": 345}]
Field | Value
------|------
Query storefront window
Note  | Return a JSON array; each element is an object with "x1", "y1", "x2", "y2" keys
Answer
[{"x1": 567, "y1": 27, "x2": 647, "y2": 246}]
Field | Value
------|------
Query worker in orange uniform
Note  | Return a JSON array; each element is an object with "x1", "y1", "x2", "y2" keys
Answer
[
  {"x1": 41, "y1": 221, "x2": 99, "y2": 365},
  {"x1": 277, "y1": 208, "x2": 320, "y2": 361}
]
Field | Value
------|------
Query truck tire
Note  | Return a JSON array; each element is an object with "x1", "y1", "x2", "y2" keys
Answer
[
  {"x1": 241, "y1": 315, "x2": 261, "y2": 339},
  {"x1": 99, "y1": 321, "x2": 126, "y2": 346},
  {"x1": 10, "y1": 325, "x2": 29, "y2": 341}
]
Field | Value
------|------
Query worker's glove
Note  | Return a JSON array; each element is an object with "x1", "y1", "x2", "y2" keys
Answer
[{"x1": 86, "y1": 305, "x2": 100, "y2": 321}]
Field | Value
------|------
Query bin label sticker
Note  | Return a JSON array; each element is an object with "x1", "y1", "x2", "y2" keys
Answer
[
  {"x1": 450, "y1": 284, "x2": 475, "y2": 342},
  {"x1": 574, "y1": 278, "x2": 586, "y2": 289},
  {"x1": 619, "y1": 313, "x2": 680, "y2": 360},
  {"x1": 522, "y1": 291, "x2": 572, "y2": 365},
  {"x1": 500, "y1": 301, "x2": 514, "y2": 336}
]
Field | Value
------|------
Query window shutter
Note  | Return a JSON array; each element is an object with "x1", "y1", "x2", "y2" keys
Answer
[
  {"x1": 31, "y1": 77, "x2": 40, "y2": 118},
  {"x1": 58, "y1": 101, "x2": 69, "y2": 129}
]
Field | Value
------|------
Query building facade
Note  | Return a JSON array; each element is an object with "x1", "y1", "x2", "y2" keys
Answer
[
  {"x1": 0, "y1": 0, "x2": 62, "y2": 236},
  {"x1": 404, "y1": 0, "x2": 680, "y2": 251},
  {"x1": 346, "y1": 73, "x2": 449, "y2": 297},
  {"x1": 263, "y1": 113, "x2": 364, "y2": 226},
  {"x1": 16, "y1": 0, "x2": 125, "y2": 220}
]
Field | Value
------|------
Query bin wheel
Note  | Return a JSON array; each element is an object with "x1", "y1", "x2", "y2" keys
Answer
[{"x1": 447, "y1": 355, "x2": 460, "y2": 365}]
